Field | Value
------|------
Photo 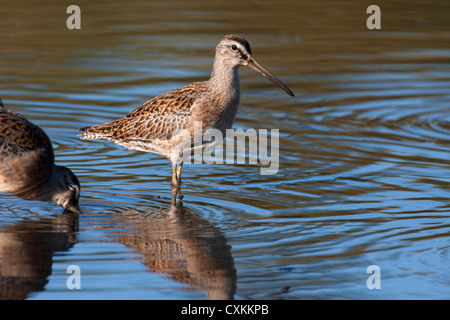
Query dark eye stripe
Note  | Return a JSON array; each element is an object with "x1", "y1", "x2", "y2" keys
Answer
[
  {"x1": 226, "y1": 35, "x2": 252, "y2": 54},
  {"x1": 238, "y1": 49, "x2": 248, "y2": 60},
  {"x1": 229, "y1": 42, "x2": 248, "y2": 60}
]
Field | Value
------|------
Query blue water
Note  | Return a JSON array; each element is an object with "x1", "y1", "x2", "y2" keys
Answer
[{"x1": 1, "y1": 0, "x2": 449, "y2": 300}]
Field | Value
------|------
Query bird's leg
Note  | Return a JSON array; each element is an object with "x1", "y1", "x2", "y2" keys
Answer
[
  {"x1": 176, "y1": 162, "x2": 183, "y2": 183},
  {"x1": 176, "y1": 162, "x2": 183, "y2": 200},
  {"x1": 172, "y1": 162, "x2": 180, "y2": 192},
  {"x1": 171, "y1": 192, "x2": 177, "y2": 207},
  {"x1": 171, "y1": 162, "x2": 183, "y2": 201}
]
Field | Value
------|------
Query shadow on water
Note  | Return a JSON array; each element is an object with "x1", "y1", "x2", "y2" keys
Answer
[{"x1": 0, "y1": 201, "x2": 236, "y2": 300}]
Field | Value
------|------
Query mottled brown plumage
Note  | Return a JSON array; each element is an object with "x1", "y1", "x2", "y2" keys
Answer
[
  {"x1": 79, "y1": 35, "x2": 294, "y2": 199},
  {"x1": 81, "y1": 82, "x2": 206, "y2": 144},
  {"x1": 0, "y1": 101, "x2": 80, "y2": 212}
]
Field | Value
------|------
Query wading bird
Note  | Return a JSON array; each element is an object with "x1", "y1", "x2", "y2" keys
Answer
[
  {"x1": 0, "y1": 99, "x2": 80, "y2": 212},
  {"x1": 79, "y1": 35, "x2": 294, "y2": 202}
]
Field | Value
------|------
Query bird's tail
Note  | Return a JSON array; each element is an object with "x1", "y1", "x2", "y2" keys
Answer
[{"x1": 78, "y1": 120, "x2": 120, "y2": 140}]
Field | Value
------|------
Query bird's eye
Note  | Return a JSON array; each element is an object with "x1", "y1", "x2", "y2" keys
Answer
[{"x1": 231, "y1": 45, "x2": 237, "y2": 50}]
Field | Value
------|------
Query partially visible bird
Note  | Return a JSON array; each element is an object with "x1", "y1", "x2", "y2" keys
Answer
[
  {"x1": 0, "y1": 99, "x2": 80, "y2": 212},
  {"x1": 79, "y1": 35, "x2": 294, "y2": 199}
]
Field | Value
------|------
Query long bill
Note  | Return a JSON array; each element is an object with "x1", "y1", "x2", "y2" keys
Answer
[
  {"x1": 67, "y1": 205, "x2": 81, "y2": 214},
  {"x1": 247, "y1": 56, "x2": 295, "y2": 97}
]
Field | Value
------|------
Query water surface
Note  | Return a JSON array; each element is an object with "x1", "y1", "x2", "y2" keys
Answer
[{"x1": 0, "y1": 0, "x2": 449, "y2": 299}]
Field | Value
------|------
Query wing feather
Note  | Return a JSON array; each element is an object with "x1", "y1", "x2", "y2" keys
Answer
[{"x1": 80, "y1": 82, "x2": 207, "y2": 142}]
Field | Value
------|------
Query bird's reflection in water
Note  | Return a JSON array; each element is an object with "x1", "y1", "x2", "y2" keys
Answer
[
  {"x1": 0, "y1": 202, "x2": 236, "y2": 300},
  {"x1": 114, "y1": 203, "x2": 237, "y2": 300},
  {"x1": 0, "y1": 212, "x2": 78, "y2": 299}
]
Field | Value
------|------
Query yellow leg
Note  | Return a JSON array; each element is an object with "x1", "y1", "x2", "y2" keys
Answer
[
  {"x1": 176, "y1": 162, "x2": 183, "y2": 182},
  {"x1": 172, "y1": 163, "x2": 179, "y2": 191},
  {"x1": 171, "y1": 162, "x2": 184, "y2": 201},
  {"x1": 176, "y1": 162, "x2": 183, "y2": 200}
]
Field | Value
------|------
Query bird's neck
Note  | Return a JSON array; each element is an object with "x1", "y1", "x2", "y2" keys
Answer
[
  {"x1": 207, "y1": 58, "x2": 241, "y2": 100},
  {"x1": 23, "y1": 166, "x2": 60, "y2": 202}
]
